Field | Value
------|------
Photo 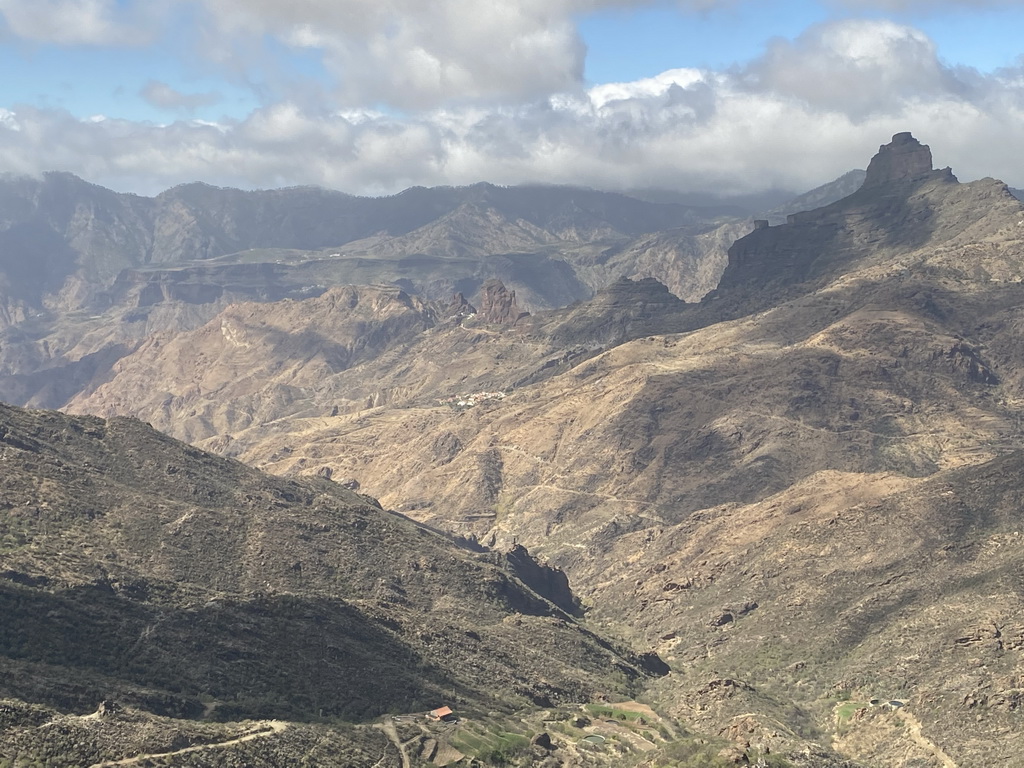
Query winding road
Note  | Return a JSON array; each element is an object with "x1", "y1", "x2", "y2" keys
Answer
[{"x1": 87, "y1": 720, "x2": 289, "y2": 767}]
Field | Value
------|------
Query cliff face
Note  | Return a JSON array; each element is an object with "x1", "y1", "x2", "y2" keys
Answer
[
  {"x1": 477, "y1": 279, "x2": 528, "y2": 325},
  {"x1": 713, "y1": 132, "x2": 1022, "y2": 310},
  {"x1": 861, "y1": 131, "x2": 942, "y2": 188}
]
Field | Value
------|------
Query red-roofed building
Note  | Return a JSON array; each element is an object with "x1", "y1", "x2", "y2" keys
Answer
[{"x1": 428, "y1": 706, "x2": 456, "y2": 721}]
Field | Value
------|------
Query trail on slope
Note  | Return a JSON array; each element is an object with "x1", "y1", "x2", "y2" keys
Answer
[
  {"x1": 375, "y1": 719, "x2": 411, "y2": 768},
  {"x1": 87, "y1": 720, "x2": 288, "y2": 767},
  {"x1": 896, "y1": 710, "x2": 958, "y2": 768}
]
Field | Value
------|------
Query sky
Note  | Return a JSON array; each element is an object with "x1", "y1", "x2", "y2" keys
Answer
[{"x1": 0, "y1": 0, "x2": 1022, "y2": 197}]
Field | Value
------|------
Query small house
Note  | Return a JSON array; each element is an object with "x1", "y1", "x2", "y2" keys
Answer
[{"x1": 428, "y1": 706, "x2": 457, "y2": 722}]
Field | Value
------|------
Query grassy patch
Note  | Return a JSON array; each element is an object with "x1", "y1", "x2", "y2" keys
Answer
[
  {"x1": 584, "y1": 704, "x2": 649, "y2": 723},
  {"x1": 835, "y1": 701, "x2": 867, "y2": 724}
]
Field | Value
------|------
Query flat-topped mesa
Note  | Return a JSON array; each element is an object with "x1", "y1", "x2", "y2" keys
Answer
[
  {"x1": 595, "y1": 276, "x2": 682, "y2": 307},
  {"x1": 861, "y1": 132, "x2": 948, "y2": 188}
]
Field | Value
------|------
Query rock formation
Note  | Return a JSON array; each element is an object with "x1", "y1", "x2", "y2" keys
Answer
[
  {"x1": 477, "y1": 279, "x2": 529, "y2": 325},
  {"x1": 861, "y1": 131, "x2": 948, "y2": 188},
  {"x1": 446, "y1": 291, "x2": 477, "y2": 318},
  {"x1": 501, "y1": 544, "x2": 582, "y2": 617}
]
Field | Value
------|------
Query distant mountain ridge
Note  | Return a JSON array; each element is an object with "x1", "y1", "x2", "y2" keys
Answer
[
  {"x1": 0, "y1": 173, "x2": 708, "y2": 311},
  {"x1": 0, "y1": 167, "x2": 867, "y2": 410}
]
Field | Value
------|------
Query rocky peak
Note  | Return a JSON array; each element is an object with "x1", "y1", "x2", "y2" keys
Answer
[
  {"x1": 862, "y1": 132, "x2": 939, "y2": 188},
  {"x1": 477, "y1": 279, "x2": 528, "y2": 325},
  {"x1": 713, "y1": 132, "x2": 1016, "y2": 309},
  {"x1": 446, "y1": 291, "x2": 477, "y2": 319}
]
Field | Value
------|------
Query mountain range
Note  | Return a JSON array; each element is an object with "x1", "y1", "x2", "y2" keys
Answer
[
  {"x1": 4, "y1": 133, "x2": 1024, "y2": 766},
  {"x1": 0, "y1": 168, "x2": 867, "y2": 413}
]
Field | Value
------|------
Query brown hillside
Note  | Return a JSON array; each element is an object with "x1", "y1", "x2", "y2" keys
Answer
[
  {"x1": 0, "y1": 403, "x2": 657, "y2": 735},
  {"x1": 44, "y1": 133, "x2": 1024, "y2": 766}
]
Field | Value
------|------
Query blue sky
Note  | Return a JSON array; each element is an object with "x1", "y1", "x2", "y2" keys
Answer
[
  {"x1": 0, "y1": 0, "x2": 1022, "y2": 195},
  {"x1": 580, "y1": 2, "x2": 1024, "y2": 80}
]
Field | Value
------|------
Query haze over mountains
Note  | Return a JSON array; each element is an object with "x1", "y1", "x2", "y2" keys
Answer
[
  {"x1": 4, "y1": 133, "x2": 1024, "y2": 766},
  {"x1": 0, "y1": 167, "x2": 879, "y2": 410}
]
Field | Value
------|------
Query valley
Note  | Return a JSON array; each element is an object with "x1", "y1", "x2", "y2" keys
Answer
[{"x1": 3, "y1": 133, "x2": 1024, "y2": 767}]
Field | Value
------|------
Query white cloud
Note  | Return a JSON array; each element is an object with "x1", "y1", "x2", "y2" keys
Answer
[
  {"x1": 0, "y1": 18, "x2": 1022, "y2": 197},
  {"x1": 192, "y1": 0, "x2": 591, "y2": 110},
  {"x1": 0, "y1": 0, "x2": 159, "y2": 45},
  {"x1": 737, "y1": 20, "x2": 962, "y2": 118},
  {"x1": 588, "y1": 69, "x2": 708, "y2": 109}
]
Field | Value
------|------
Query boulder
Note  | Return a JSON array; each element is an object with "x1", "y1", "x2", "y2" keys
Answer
[{"x1": 531, "y1": 731, "x2": 554, "y2": 750}]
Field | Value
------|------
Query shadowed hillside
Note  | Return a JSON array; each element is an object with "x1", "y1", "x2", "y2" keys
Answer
[{"x1": 0, "y1": 401, "x2": 668, "y2": 766}]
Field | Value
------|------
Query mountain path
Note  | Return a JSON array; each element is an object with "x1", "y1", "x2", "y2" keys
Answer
[
  {"x1": 87, "y1": 720, "x2": 288, "y2": 767},
  {"x1": 896, "y1": 709, "x2": 958, "y2": 768},
  {"x1": 375, "y1": 719, "x2": 411, "y2": 768}
]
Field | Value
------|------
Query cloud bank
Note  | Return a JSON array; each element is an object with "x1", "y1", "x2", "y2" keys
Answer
[{"x1": 0, "y1": 3, "x2": 1022, "y2": 195}]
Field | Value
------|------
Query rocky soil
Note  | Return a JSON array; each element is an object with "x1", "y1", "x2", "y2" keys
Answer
[{"x1": 0, "y1": 402, "x2": 670, "y2": 758}]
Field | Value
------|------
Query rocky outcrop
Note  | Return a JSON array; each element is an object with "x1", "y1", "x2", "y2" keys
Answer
[
  {"x1": 501, "y1": 544, "x2": 582, "y2": 617},
  {"x1": 477, "y1": 279, "x2": 528, "y2": 325},
  {"x1": 862, "y1": 132, "x2": 944, "y2": 188},
  {"x1": 545, "y1": 276, "x2": 689, "y2": 347},
  {"x1": 715, "y1": 132, "x2": 1010, "y2": 305},
  {"x1": 446, "y1": 291, "x2": 477, "y2": 319}
]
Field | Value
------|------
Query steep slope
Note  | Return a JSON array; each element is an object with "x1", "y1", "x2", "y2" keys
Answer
[
  {"x1": 0, "y1": 401, "x2": 665, "y2": 764},
  {"x1": 71, "y1": 137, "x2": 1024, "y2": 536},
  {"x1": 67, "y1": 284, "x2": 444, "y2": 442},
  {"x1": 589, "y1": 454, "x2": 1024, "y2": 767}
]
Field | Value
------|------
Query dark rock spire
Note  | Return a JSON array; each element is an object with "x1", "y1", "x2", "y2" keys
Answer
[{"x1": 862, "y1": 132, "x2": 935, "y2": 188}]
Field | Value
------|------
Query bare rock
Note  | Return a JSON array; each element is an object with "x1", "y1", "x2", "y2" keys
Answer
[
  {"x1": 709, "y1": 611, "x2": 734, "y2": 627},
  {"x1": 502, "y1": 544, "x2": 582, "y2": 617},
  {"x1": 477, "y1": 279, "x2": 529, "y2": 325},
  {"x1": 862, "y1": 132, "x2": 937, "y2": 188},
  {"x1": 431, "y1": 431, "x2": 464, "y2": 466},
  {"x1": 531, "y1": 731, "x2": 554, "y2": 750},
  {"x1": 447, "y1": 291, "x2": 477, "y2": 318},
  {"x1": 96, "y1": 699, "x2": 121, "y2": 718}
]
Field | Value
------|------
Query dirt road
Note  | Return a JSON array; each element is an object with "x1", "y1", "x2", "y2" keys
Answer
[{"x1": 87, "y1": 720, "x2": 288, "y2": 767}]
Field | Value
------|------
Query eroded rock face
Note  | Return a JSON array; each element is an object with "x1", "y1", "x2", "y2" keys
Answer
[
  {"x1": 446, "y1": 291, "x2": 477, "y2": 319},
  {"x1": 862, "y1": 132, "x2": 936, "y2": 188},
  {"x1": 501, "y1": 544, "x2": 582, "y2": 617},
  {"x1": 477, "y1": 279, "x2": 528, "y2": 325}
]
